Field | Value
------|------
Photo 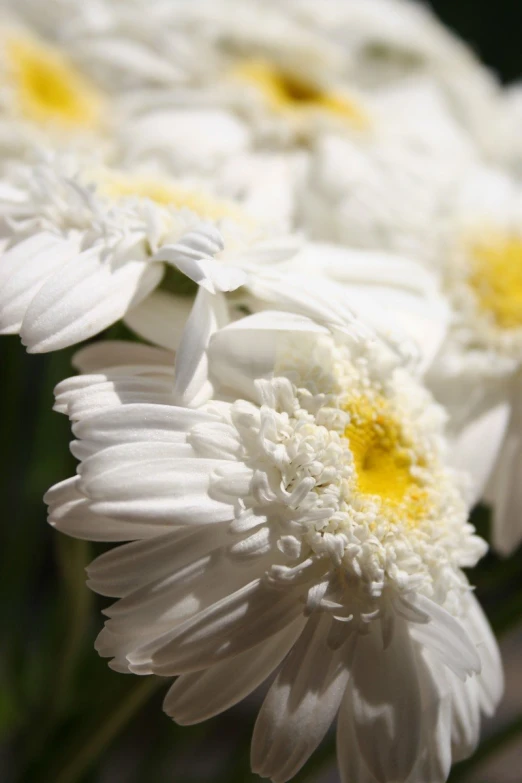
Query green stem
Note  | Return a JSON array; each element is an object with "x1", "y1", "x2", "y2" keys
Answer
[
  {"x1": 449, "y1": 713, "x2": 522, "y2": 781},
  {"x1": 52, "y1": 677, "x2": 163, "y2": 783}
]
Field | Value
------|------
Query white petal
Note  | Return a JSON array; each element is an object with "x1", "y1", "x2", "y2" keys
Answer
[
  {"x1": 20, "y1": 247, "x2": 163, "y2": 352},
  {"x1": 155, "y1": 224, "x2": 247, "y2": 294},
  {"x1": 86, "y1": 524, "x2": 228, "y2": 598},
  {"x1": 449, "y1": 403, "x2": 510, "y2": 506},
  {"x1": 350, "y1": 618, "x2": 422, "y2": 783},
  {"x1": 251, "y1": 614, "x2": 352, "y2": 783},
  {"x1": 54, "y1": 375, "x2": 175, "y2": 421},
  {"x1": 173, "y1": 287, "x2": 229, "y2": 407},
  {"x1": 45, "y1": 477, "x2": 170, "y2": 541},
  {"x1": 409, "y1": 594, "x2": 481, "y2": 679},
  {"x1": 462, "y1": 593, "x2": 503, "y2": 716},
  {"x1": 132, "y1": 580, "x2": 305, "y2": 675},
  {"x1": 208, "y1": 310, "x2": 329, "y2": 400},
  {"x1": 100, "y1": 550, "x2": 276, "y2": 674},
  {"x1": 445, "y1": 671, "x2": 481, "y2": 762},
  {"x1": 491, "y1": 380, "x2": 522, "y2": 554},
  {"x1": 79, "y1": 449, "x2": 235, "y2": 525},
  {"x1": 0, "y1": 233, "x2": 79, "y2": 333},
  {"x1": 73, "y1": 404, "x2": 215, "y2": 450},
  {"x1": 73, "y1": 341, "x2": 174, "y2": 373},
  {"x1": 164, "y1": 618, "x2": 305, "y2": 725},
  {"x1": 284, "y1": 243, "x2": 449, "y2": 371},
  {"x1": 124, "y1": 290, "x2": 194, "y2": 351},
  {"x1": 120, "y1": 108, "x2": 250, "y2": 172},
  {"x1": 337, "y1": 690, "x2": 379, "y2": 783}
]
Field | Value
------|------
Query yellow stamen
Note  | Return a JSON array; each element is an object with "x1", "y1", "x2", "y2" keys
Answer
[
  {"x1": 233, "y1": 59, "x2": 369, "y2": 130},
  {"x1": 344, "y1": 395, "x2": 428, "y2": 526},
  {"x1": 5, "y1": 34, "x2": 103, "y2": 129},
  {"x1": 468, "y1": 234, "x2": 522, "y2": 330}
]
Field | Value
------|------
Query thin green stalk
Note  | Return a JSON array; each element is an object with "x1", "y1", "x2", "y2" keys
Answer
[{"x1": 52, "y1": 677, "x2": 163, "y2": 783}]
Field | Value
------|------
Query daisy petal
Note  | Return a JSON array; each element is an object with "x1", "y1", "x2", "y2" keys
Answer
[
  {"x1": 351, "y1": 618, "x2": 422, "y2": 783},
  {"x1": 21, "y1": 247, "x2": 163, "y2": 352},
  {"x1": 251, "y1": 614, "x2": 352, "y2": 783},
  {"x1": 164, "y1": 618, "x2": 305, "y2": 725}
]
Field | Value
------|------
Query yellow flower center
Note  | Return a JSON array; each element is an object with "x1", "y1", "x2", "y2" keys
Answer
[
  {"x1": 5, "y1": 34, "x2": 103, "y2": 129},
  {"x1": 233, "y1": 59, "x2": 369, "y2": 130},
  {"x1": 344, "y1": 396, "x2": 428, "y2": 526},
  {"x1": 468, "y1": 234, "x2": 522, "y2": 330},
  {"x1": 101, "y1": 174, "x2": 244, "y2": 221}
]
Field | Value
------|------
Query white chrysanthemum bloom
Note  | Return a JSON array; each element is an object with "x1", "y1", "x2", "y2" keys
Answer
[
  {"x1": 0, "y1": 15, "x2": 110, "y2": 163},
  {"x1": 46, "y1": 297, "x2": 502, "y2": 783},
  {"x1": 420, "y1": 165, "x2": 522, "y2": 556},
  {"x1": 0, "y1": 154, "x2": 296, "y2": 352},
  {"x1": 286, "y1": 0, "x2": 509, "y2": 161},
  {"x1": 8, "y1": 0, "x2": 197, "y2": 91},
  {"x1": 79, "y1": 0, "x2": 474, "y2": 186}
]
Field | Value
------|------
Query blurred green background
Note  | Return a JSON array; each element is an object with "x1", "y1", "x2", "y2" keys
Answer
[{"x1": 2, "y1": 2, "x2": 522, "y2": 781}]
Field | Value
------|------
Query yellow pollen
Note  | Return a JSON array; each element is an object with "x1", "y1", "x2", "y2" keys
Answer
[
  {"x1": 344, "y1": 396, "x2": 428, "y2": 526},
  {"x1": 468, "y1": 234, "x2": 522, "y2": 330},
  {"x1": 101, "y1": 174, "x2": 244, "y2": 221},
  {"x1": 232, "y1": 59, "x2": 369, "y2": 130},
  {"x1": 5, "y1": 34, "x2": 103, "y2": 129}
]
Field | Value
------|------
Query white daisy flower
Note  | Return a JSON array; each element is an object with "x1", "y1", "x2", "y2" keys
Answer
[
  {"x1": 286, "y1": 0, "x2": 509, "y2": 161},
  {"x1": 46, "y1": 297, "x2": 502, "y2": 783},
  {"x1": 423, "y1": 165, "x2": 522, "y2": 555},
  {"x1": 0, "y1": 154, "x2": 296, "y2": 352},
  {"x1": 0, "y1": 15, "x2": 110, "y2": 163}
]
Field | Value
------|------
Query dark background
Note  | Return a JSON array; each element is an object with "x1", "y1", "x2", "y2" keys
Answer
[
  {"x1": 2, "y1": 2, "x2": 522, "y2": 782},
  {"x1": 431, "y1": 0, "x2": 522, "y2": 84}
]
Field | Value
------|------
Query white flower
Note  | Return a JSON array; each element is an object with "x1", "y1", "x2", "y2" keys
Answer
[
  {"x1": 423, "y1": 165, "x2": 522, "y2": 555},
  {"x1": 286, "y1": 0, "x2": 509, "y2": 161},
  {"x1": 0, "y1": 153, "x2": 296, "y2": 352},
  {"x1": 46, "y1": 298, "x2": 502, "y2": 783},
  {"x1": 0, "y1": 15, "x2": 109, "y2": 162}
]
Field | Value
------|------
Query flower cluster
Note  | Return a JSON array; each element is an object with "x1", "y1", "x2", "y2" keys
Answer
[{"x1": 4, "y1": 1, "x2": 521, "y2": 781}]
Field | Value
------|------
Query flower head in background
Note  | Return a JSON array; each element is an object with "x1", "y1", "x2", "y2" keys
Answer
[
  {"x1": 0, "y1": 153, "x2": 298, "y2": 352},
  {"x1": 0, "y1": 16, "x2": 109, "y2": 162},
  {"x1": 424, "y1": 165, "x2": 522, "y2": 555},
  {"x1": 286, "y1": 0, "x2": 510, "y2": 162},
  {"x1": 47, "y1": 297, "x2": 502, "y2": 783}
]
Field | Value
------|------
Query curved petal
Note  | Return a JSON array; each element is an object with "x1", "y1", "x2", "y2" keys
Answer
[
  {"x1": 350, "y1": 618, "x2": 422, "y2": 783},
  {"x1": 251, "y1": 614, "x2": 352, "y2": 783},
  {"x1": 173, "y1": 287, "x2": 229, "y2": 407},
  {"x1": 0, "y1": 233, "x2": 79, "y2": 333},
  {"x1": 45, "y1": 476, "x2": 171, "y2": 541},
  {"x1": 164, "y1": 618, "x2": 305, "y2": 725},
  {"x1": 124, "y1": 290, "x2": 194, "y2": 351},
  {"x1": 20, "y1": 246, "x2": 163, "y2": 352}
]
